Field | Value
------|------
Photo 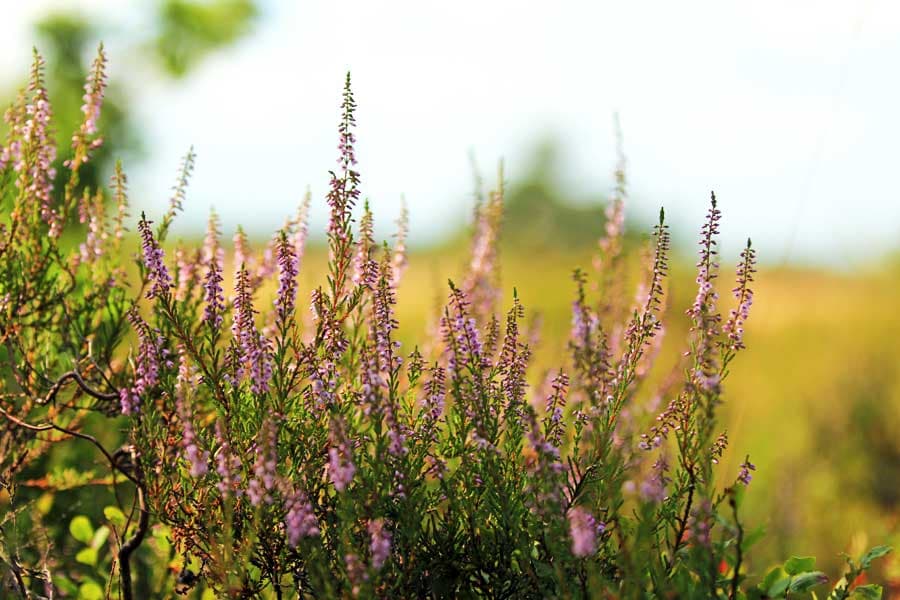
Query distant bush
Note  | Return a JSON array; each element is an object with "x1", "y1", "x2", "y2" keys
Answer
[{"x1": 0, "y1": 48, "x2": 891, "y2": 599}]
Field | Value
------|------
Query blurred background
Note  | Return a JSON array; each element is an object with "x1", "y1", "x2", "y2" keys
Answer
[{"x1": 2, "y1": 0, "x2": 899, "y2": 581}]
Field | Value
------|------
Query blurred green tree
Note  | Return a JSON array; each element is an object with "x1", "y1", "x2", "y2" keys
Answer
[{"x1": 4, "y1": 1, "x2": 258, "y2": 205}]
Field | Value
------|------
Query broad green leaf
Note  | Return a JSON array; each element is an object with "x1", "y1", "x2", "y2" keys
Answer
[
  {"x1": 768, "y1": 575, "x2": 790, "y2": 598},
  {"x1": 75, "y1": 547, "x2": 98, "y2": 567},
  {"x1": 78, "y1": 580, "x2": 104, "y2": 600},
  {"x1": 92, "y1": 525, "x2": 110, "y2": 550},
  {"x1": 69, "y1": 515, "x2": 93, "y2": 544},
  {"x1": 784, "y1": 556, "x2": 816, "y2": 575},
  {"x1": 860, "y1": 546, "x2": 892, "y2": 570},
  {"x1": 851, "y1": 584, "x2": 883, "y2": 599},
  {"x1": 104, "y1": 506, "x2": 127, "y2": 528},
  {"x1": 789, "y1": 571, "x2": 828, "y2": 593},
  {"x1": 762, "y1": 566, "x2": 787, "y2": 593},
  {"x1": 55, "y1": 576, "x2": 78, "y2": 595}
]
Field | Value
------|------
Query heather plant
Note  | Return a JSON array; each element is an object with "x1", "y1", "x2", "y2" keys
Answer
[{"x1": 0, "y1": 50, "x2": 894, "y2": 599}]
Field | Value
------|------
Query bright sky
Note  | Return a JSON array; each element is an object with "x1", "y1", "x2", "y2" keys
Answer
[{"x1": 3, "y1": 0, "x2": 899, "y2": 265}]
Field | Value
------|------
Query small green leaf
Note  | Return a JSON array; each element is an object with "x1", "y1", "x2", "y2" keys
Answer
[
  {"x1": 784, "y1": 556, "x2": 816, "y2": 575},
  {"x1": 91, "y1": 525, "x2": 110, "y2": 550},
  {"x1": 851, "y1": 584, "x2": 883, "y2": 600},
  {"x1": 75, "y1": 547, "x2": 98, "y2": 567},
  {"x1": 762, "y1": 566, "x2": 787, "y2": 591},
  {"x1": 103, "y1": 505, "x2": 127, "y2": 528},
  {"x1": 860, "y1": 546, "x2": 892, "y2": 570},
  {"x1": 78, "y1": 580, "x2": 104, "y2": 600},
  {"x1": 768, "y1": 576, "x2": 790, "y2": 598},
  {"x1": 789, "y1": 571, "x2": 828, "y2": 593},
  {"x1": 55, "y1": 576, "x2": 78, "y2": 595},
  {"x1": 69, "y1": 515, "x2": 93, "y2": 544}
]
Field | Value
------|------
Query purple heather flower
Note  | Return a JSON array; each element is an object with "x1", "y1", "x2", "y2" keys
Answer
[
  {"x1": 233, "y1": 227, "x2": 251, "y2": 280},
  {"x1": 689, "y1": 193, "x2": 722, "y2": 324},
  {"x1": 284, "y1": 486, "x2": 319, "y2": 545},
  {"x1": 391, "y1": 201, "x2": 409, "y2": 287},
  {"x1": 248, "y1": 420, "x2": 278, "y2": 506},
  {"x1": 203, "y1": 248, "x2": 225, "y2": 331},
  {"x1": 328, "y1": 418, "x2": 356, "y2": 492},
  {"x1": 568, "y1": 506, "x2": 602, "y2": 558},
  {"x1": 344, "y1": 553, "x2": 368, "y2": 596},
  {"x1": 138, "y1": 213, "x2": 172, "y2": 299},
  {"x1": 120, "y1": 310, "x2": 164, "y2": 415},
  {"x1": 688, "y1": 501, "x2": 713, "y2": 546},
  {"x1": 214, "y1": 420, "x2": 242, "y2": 497},
  {"x1": 21, "y1": 54, "x2": 60, "y2": 236},
  {"x1": 352, "y1": 204, "x2": 375, "y2": 287},
  {"x1": 737, "y1": 456, "x2": 756, "y2": 486},
  {"x1": 80, "y1": 50, "x2": 106, "y2": 137},
  {"x1": 543, "y1": 372, "x2": 569, "y2": 449},
  {"x1": 232, "y1": 266, "x2": 272, "y2": 394},
  {"x1": 723, "y1": 239, "x2": 757, "y2": 351},
  {"x1": 175, "y1": 351, "x2": 209, "y2": 477},
  {"x1": 639, "y1": 455, "x2": 670, "y2": 503},
  {"x1": 275, "y1": 230, "x2": 298, "y2": 327},
  {"x1": 67, "y1": 44, "x2": 107, "y2": 170},
  {"x1": 368, "y1": 519, "x2": 392, "y2": 570}
]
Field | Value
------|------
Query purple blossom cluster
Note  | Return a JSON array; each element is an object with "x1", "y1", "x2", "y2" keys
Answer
[
  {"x1": 723, "y1": 240, "x2": 757, "y2": 351},
  {"x1": 214, "y1": 421, "x2": 242, "y2": 497},
  {"x1": 275, "y1": 231, "x2": 298, "y2": 327},
  {"x1": 175, "y1": 351, "x2": 209, "y2": 477},
  {"x1": 328, "y1": 417, "x2": 356, "y2": 492},
  {"x1": 283, "y1": 486, "x2": 319, "y2": 546},
  {"x1": 119, "y1": 310, "x2": 167, "y2": 415},
  {"x1": 368, "y1": 519, "x2": 392, "y2": 570},
  {"x1": 568, "y1": 506, "x2": 603, "y2": 557},
  {"x1": 737, "y1": 456, "x2": 757, "y2": 486},
  {"x1": 247, "y1": 420, "x2": 278, "y2": 506},
  {"x1": 138, "y1": 213, "x2": 172, "y2": 299}
]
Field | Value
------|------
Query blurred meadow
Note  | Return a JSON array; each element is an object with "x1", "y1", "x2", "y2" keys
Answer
[{"x1": 3, "y1": 0, "x2": 900, "y2": 592}]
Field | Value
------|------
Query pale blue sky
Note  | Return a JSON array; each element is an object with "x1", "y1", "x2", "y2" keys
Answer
[{"x1": 3, "y1": 0, "x2": 899, "y2": 266}]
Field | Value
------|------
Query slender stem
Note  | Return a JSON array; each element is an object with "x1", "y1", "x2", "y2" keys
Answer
[
  {"x1": 118, "y1": 466, "x2": 149, "y2": 600},
  {"x1": 730, "y1": 492, "x2": 743, "y2": 600}
]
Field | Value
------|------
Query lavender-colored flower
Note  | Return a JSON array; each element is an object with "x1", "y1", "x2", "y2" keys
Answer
[
  {"x1": 463, "y1": 177, "x2": 503, "y2": 323},
  {"x1": 76, "y1": 193, "x2": 105, "y2": 266},
  {"x1": 232, "y1": 266, "x2": 272, "y2": 394},
  {"x1": 21, "y1": 53, "x2": 60, "y2": 236},
  {"x1": 568, "y1": 506, "x2": 602, "y2": 557},
  {"x1": 275, "y1": 230, "x2": 298, "y2": 327},
  {"x1": 328, "y1": 418, "x2": 356, "y2": 492},
  {"x1": 368, "y1": 519, "x2": 392, "y2": 570},
  {"x1": 110, "y1": 162, "x2": 129, "y2": 250},
  {"x1": 248, "y1": 420, "x2": 278, "y2": 506},
  {"x1": 391, "y1": 201, "x2": 409, "y2": 287},
  {"x1": 138, "y1": 213, "x2": 172, "y2": 299},
  {"x1": 82, "y1": 45, "x2": 106, "y2": 136},
  {"x1": 639, "y1": 455, "x2": 670, "y2": 503},
  {"x1": 215, "y1": 420, "x2": 241, "y2": 497},
  {"x1": 233, "y1": 227, "x2": 251, "y2": 280},
  {"x1": 723, "y1": 239, "x2": 756, "y2": 351},
  {"x1": 688, "y1": 501, "x2": 713, "y2": 546},
  {"x1": 326, "y1": 74, "x2": 361, "y2": 292},
  {"x1": 737, "y1": 456, "x2": 756, "y2": 486},
  {"x1": 203, "y1": 247, "x2": 225, "y2": 332},
  {"x1": 344, "y1": 553, "x2": 368, "y2": 596},
  {"x1": 68, "y1": 44, "x2": 107, "y2": 170},
  {"x1": 543, "y1": 372, "x2": 569, "y2": 449},
  {"x1": 160, "y1": 148, "x2": 195, "y2": 235},
  {"x1": 120, "y1": 310, "x2": 164, "y2": 415},
  {"x1": 284, "y1": 486, "x2": 319, "y2": 545},
  {"x1": 352, "y1": 203, "x2": 375, "y2": 287},
  {"x1": 175, "y1": 351, "x2": 209, "y2": 476}
]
